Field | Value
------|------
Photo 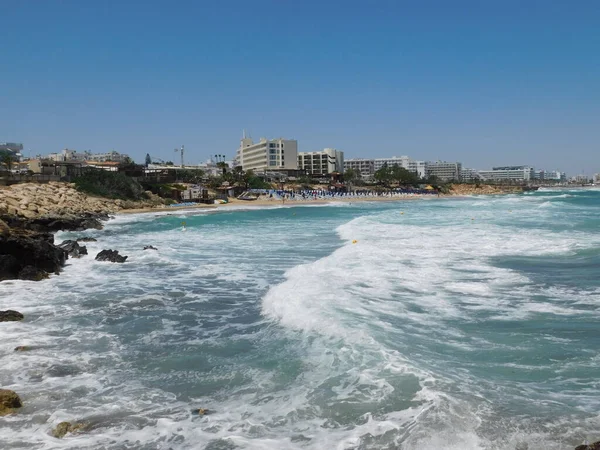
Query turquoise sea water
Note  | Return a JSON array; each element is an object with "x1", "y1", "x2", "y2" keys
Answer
[{"x1": 1, "y1": 188, "x2": 599, "y2": 449}]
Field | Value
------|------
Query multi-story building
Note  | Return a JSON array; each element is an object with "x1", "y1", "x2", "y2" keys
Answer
[
  {"x1": 477, "y1": 166, "x2": 534, "y2": 182},
  {"x1": 594, "y1": 173, "x2": 600, "y2": 184},
  {"x1": 460, "y1": 167, "x2": 481, "y2": 182},
  {"x1": 425, "y1": 161, "x2": 462, "y2": 181},
  {"x1": 533, "y1": 170, "x2": 567, "y2": 182},
  {"x1": 343, "y1": 159, "x2": 375, "y2": 179},
  {"x1": 236, "y1": 136, "x2": 298, "y2": 172},
  {"x1": 46, "y1": 149, "x2": 129, "y2": 163},
  {"x1": 571, "y1": 174, "x2": 590, "y2": 184},
  {"x1": 298, "y1": 148, "x2": 344, "y2": 176},
  {"x1": 86, "y1": 151, "x2": 130, "y2": 163},
  {"x1": 373, "y1": 156, "x2": 426, "y2": 178}
]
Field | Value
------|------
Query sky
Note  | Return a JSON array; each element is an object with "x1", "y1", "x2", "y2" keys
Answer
[{"x1": 1, "y1": 0, "x2": 599, "y2": 174}]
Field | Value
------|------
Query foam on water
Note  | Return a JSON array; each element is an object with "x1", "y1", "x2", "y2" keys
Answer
[{"x1": 2, "y1": 189, "x2": 600, "y2": 449}]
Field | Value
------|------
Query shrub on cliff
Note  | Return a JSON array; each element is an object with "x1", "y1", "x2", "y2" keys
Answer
[{"x1": 74, "y1": 170, "x2": 146, "y2": 200}]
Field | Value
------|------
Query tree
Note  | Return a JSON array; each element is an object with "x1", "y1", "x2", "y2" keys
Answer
[
  {"x1": 165, "y1": 161, "x2": 174, "y2": 166},
  {"x1": 0, "y1": 151, "x2": 16, "y2": 172},
  {"x1": 145, "y1": 153, "x2": 152, "y2": 167},
  {"x1": 344, "y1": 168, "x2": 359, "y2": 182}
]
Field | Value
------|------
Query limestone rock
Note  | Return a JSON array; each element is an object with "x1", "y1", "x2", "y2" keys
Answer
[
  {"x1": 18, "y1": 265, "x2": 50, "y2": 281},
  {"x1": 0, "y1": 219, "x2": 10, "y2": 237},
  {"x1": 0, "y1": 310, "x2": 24, "y2": 322},
  {"x1": 95, "y1": 249, "x2": 127, "y2": 263},
  {"x1": 576, "y1": 442, "x2": 600, "y2": 450},
  {"x1": 0, "y1": 389, "x2": 22, "y2": 416}
]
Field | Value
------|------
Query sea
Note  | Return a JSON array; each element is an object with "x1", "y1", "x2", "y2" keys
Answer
[{"x1": 1, "y1": 188, "x2": 599, "y2": 450}]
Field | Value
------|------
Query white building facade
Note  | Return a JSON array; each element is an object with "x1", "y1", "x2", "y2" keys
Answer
[
  {"x1": 425, "y1": 161, "x2": 462, "y2": 181},
  {"x1": 298, "y1": 148, "x2": 344, "y2": 176},
  {"x1": 236, "y1": 137, "x2": 298, "y2": 172},
  {"x1": 460, "y1": 167, "x2": 481, "y2": 182},
  {"x1": 478, "y1": 166, "x2": 534, "y2": 182}
]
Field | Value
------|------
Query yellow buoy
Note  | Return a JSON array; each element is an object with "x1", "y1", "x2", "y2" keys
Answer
[
  {"x1": 400, "y1": 212, "x2": 404, "y2": 215},
  {"x1": 352, "y1": 240, "x2": 358, "y2": 244}
]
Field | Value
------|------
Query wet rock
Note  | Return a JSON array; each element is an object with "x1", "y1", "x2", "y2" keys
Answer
[
  {"x1": 192, "y1": 408, "x2": 210, "y2": 415},
  {"x1": 77, "y1": 237, "x2": 97, "y2": 242},
  {"x1": 576, "y1": 442, "x2": 600, "y2": 450},
  {"x1": 0, "y1": 389, "x2": 22, "y2": 416},
  {"x1": 51, "y1": 421, "x2": 89, "y2": 438},
  {"x1": 0, "y1": 310, "x2": 24, "y2": 322},
  {"x1": 0, "y1": 219, "x2": 10, "y2": 237},
  {"x1": 18, "y1": 265, "x2": 49, "y2": 281},
  {"x1": 14, "y1": 345, "x2": 33, "y2": 351},
  {"x1": 58, "y1": 240, "x2": 88, "y2": 258},
  {"x1": 143, "y1": 245, "x2": 157, "y2": 250},
  {"x1": 95, "y1": 249, "x2": 127, "y2": 263}
]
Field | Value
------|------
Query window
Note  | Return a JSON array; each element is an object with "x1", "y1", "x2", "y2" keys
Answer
[
  {"x1": 270, "y1": 149, "x2": 276, "y2": 154},
  {"x1": 270, "y1": 161, "x2": 276, "y2": 166}
]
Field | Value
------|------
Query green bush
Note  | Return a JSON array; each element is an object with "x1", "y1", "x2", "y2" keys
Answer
[{"x1": 74, "y1": 169, "x2": 146, "y2": 200}]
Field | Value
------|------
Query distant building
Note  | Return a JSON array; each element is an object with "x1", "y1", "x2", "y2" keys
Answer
[
  {"x1": 594, "y1": 173, "x2": 600, "y2": 184},
  {"x1": 298, "y1": 148, "x2": 344, "y2": 176},
  {"x1": 374, "y1": 156, "x2": 427, "y2": 178},
  {"x1": 45, "y1": 149, "x2": 130, "y2": 163},
  {"x1": 426, "y1": 161, "x2": 462, "y2": 181},
  {"x1": 343, "y1": 159, "x2": 375, "y2": 179},
  {"x1": 236, "y1": 136, "x2": 298, "y2": 172},
  {"x1": 533, "y1": 170, "x2": 566, "y2": 182},
  {"x1": 571, "y1": 174, "x2": 590, "y2": 184},
  {"x1": 478, "y1": 166, "x2": 534, "y2": 182},
  {"x1": 460, "y1": 167, "x2": 481, "y2": 182}
]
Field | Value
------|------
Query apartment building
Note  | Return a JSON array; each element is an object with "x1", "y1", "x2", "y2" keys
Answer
[
  {"x1": 236, "y1": 137, "x2": 298, "y2": 172},
  {"x1": 298, "y1": 148, "x2": 344, "y2": 176}
]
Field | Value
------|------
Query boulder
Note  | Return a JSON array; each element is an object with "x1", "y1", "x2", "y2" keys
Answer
[
  {"x1": 0, "y1": 310, "x2": 24, "y2": 322},
  {"x1": 0, "y1": 389, "x2": 22, "y2": 416},
  {"x1": 143, "y1": 245, "x2": 157, "y2": 251},
  {"x1": 51, "y1": 421, "x2": 89, "y2": 438},
  {"x1": 58, "y1": 240, "x2": 88, "y2": 258},
  {"x1": 95, "y1": 249, "x2": 127, "y2": 263},
  {"x1": 14, "y1": 345, "x2": 33, "y2": 351},
  {"x1": 77, "y1": 237, "x2": 97, "y2": 242},
  {"x1": 576, "y1": 442, "x2": 600, "y2": 450}
]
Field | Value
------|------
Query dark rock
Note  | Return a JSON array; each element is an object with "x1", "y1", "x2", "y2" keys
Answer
[
  {"x1": 14, "y1": 345, "x2": 33, "y2": 351},
  {"x1": 51, "y1": 421, "x2": 89, "y2": 438},
  {"x1": 0, "y1": 389, "x2": 22, "y2": 416},
  {"x1": 576, "y1": 442, "x2": 600, "y2": 450},
  {"x1": 76, "y1": 237, "x2": 97, "y2": 242},
  {"x1": 58, "y1": 240, "x2": 88, "y2": 258},
  {"x1": 0, "y1": 310, "x2": 24, "y2": 322},
  {"x1": 0, "y1": 230, "x2": 67, "y2": 281},
  {"x1": 18, "y1": 265, "x2": 49, "y2": 281},
  {"x1": 143, "y1": 245, "x2": 157, "y2": 251},
  {"x1": 95, "y1": 249, "x2": 127, "y2": 263}
]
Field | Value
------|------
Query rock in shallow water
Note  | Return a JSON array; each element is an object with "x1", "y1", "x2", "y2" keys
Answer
[
  {"x1": 575, "y1": 442, "x2": 600, "y2": 450},
  {"x1": 0, "y1": 389, "x2": 22, "y2": 416},
  {"x1": 58, "y1": 240, "x2": 88, "y2": 258},
  {"x1": 51, "y1": 421, "x2": 89, "y2": 438},
  {"x1": 95, "y1": 249, "x2": 127, "y2": 263},
  {"x1": 143, "y1": 245, "x2": 157, "y2": 250},
  {"x1": 0, "y1": 310, "x2": 24, "y2": 322}
]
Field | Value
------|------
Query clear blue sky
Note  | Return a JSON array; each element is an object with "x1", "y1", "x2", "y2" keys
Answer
[{"x1": 1, "y1": 0, "x2": 599, "y2": 174}]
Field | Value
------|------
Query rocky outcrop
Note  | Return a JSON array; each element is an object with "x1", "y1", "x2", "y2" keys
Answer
[
  {"x1": 51, "y1": 421, "x2": 89, "y2": 438},
  {"x1": 0, "y1": 182, "x2": 166, "y2": 220},
  {"x1": 14, "y1": 345, "x2": 33, "y2": 351},
  {"x1": 143, "y1": 245, "x2": 157, "y2": 250},
  {"x1": 95, "y1": 249, "x2": 127, "y2": 263},
  {"x1": 449, "y1": 184, "x2": 525, "y2": 196},
  {"x1": 77, "y1": 237, "x2": 97, "y2": 242},
  {"x1": 0, "y1": 229, "x2": 67, "y2": 281},
  {"x1": 58, "y1": 240, "x2": 88, "y2": 258},
  {"x1": 0, "y1": 310, "x2": 24, "y2": 322},
  {"x1": 576, "y1": 442, "x2": 600, "y2": 450},
  {"x1": 0, "y1": 389, "x2": 22, "y2": 416}
]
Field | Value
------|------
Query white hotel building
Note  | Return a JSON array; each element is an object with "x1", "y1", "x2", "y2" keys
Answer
[
  {"x1": 478, "y1": 166, "x2": 534, "y2": 182},
  {"x1": 298, "y1": 148, "x2": 344, "y2": 176},
  {"x1": 236, "y1": 137, "x2": 298, "y2": 172}
]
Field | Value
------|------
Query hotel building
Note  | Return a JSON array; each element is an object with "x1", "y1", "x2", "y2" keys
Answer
[
  {"x1": 478, "y1": 166, "x2": 534, "y2": 182},
  {"x1": 426, "y1": 161, "x2": 463, "y2": 181},
  {"x1": 343, "y1": 159, "x2": 375, "y2": 179},
  {"x1": 236, "y1": 137, "x2": 298, "y2": 172}
]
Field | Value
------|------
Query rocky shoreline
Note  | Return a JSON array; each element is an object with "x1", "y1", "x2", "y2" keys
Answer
[{"x1": 0, "y1": 182, "x2": 165, "y2": 282}]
